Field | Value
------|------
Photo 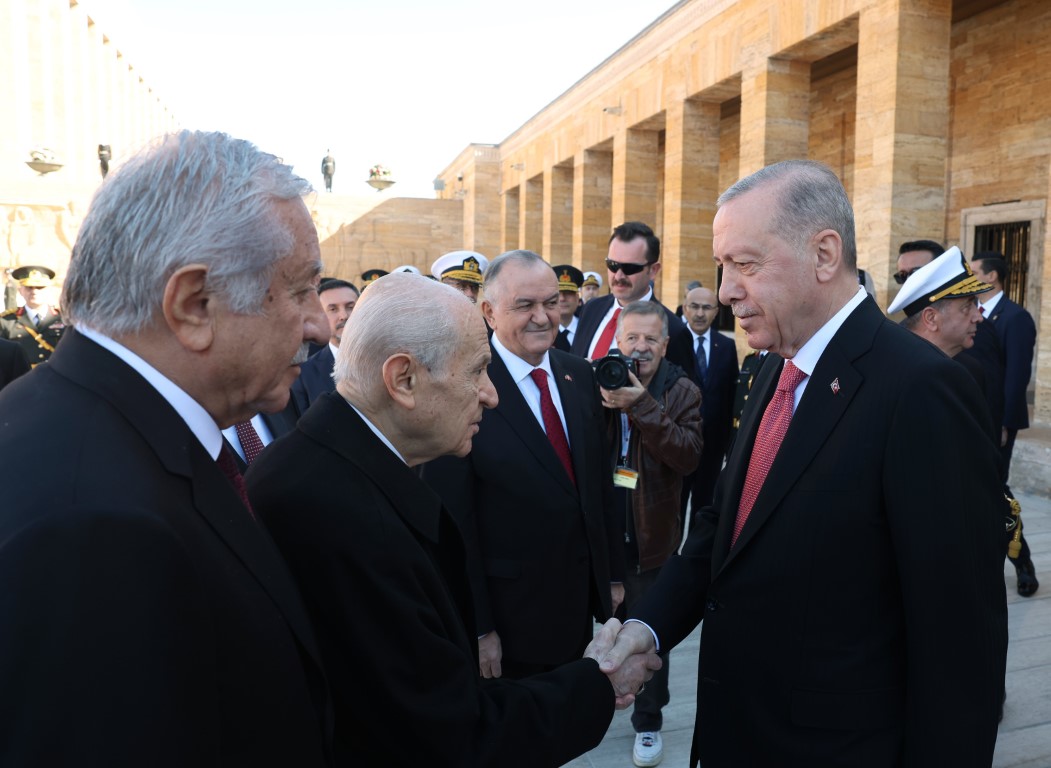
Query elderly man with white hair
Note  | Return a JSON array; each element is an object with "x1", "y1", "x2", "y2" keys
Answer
[{"x1": 247, "y1": 272, "x2": 659, "y2": 767}]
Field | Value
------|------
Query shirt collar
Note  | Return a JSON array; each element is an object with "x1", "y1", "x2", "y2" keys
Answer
[
  {"x1": 345, "y1": 399, "x2": 407, "y2": 464},
  {"x1": 491, "y1": 332, "x2": 552, "y2": 384},
  {"x1": 788, "y1": 286, "x2": 867, "y2": 377},
  {"x1": 76, "y1": 325, "x2": 224, "y2": 459},
  {"x1": 980, "y1": 290, "x2": 1004, "y2": 315}
]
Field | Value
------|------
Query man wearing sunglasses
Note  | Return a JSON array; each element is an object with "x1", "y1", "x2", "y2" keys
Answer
[{"x1": 571, "y1": 222, "x2": 683, "y2": 359}]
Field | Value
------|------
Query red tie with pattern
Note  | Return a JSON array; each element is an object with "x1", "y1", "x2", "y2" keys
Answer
[
  {"x1": 216, "y1": 443, "x2": 255, "y2": 519},
  {"x1": 731, "y1": 361, "x2": 807, "y2": 547},
  {"x1": 591, "y1": 308, "x2": 621, "y2": 358},
  {"x1": 234, "y1": 420, "x2": 266, "y2": 465},
  {"x1": 529, "y1": 368, "x2": 576, "y2": 486}
]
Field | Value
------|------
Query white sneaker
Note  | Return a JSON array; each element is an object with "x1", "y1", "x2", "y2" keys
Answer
[{"x1": 633, "y1": 731, "x2": 663, "y2": 767}]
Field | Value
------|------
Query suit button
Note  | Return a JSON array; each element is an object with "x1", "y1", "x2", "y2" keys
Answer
[{"x1": 706, "y1": 598, "x2": 718, "y2": 612}]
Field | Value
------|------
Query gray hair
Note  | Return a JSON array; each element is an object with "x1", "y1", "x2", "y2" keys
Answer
[
  {"x1": 482, "y1": 249, "x2": 549, "y2": 305},
  {"x1": 333, "y1": 272, "x2": 466, "y2": 391},
  {"x1": 62, "y1": 130, "x2": 312, "y2": 336},
  {"x1": 718, "y1": 160, "x2": 857, "y2": 269},
  {"x1": 616, "y1": 300, "x2": 668, "y2": 339}
]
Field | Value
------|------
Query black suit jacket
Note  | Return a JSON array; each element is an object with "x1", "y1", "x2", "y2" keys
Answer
[
  {"x1": 290, "y1": 344, "x2": 336, "y2": 416},
  {"x1": 0, "y1": 338, "x2": 29, "y2": 390},
  {"x1": 0, "y1": 330, "x2": 331, "y2": 765},
  {"x1": 666, "y1": 327, "x2": 739, "y2": 469},
  {"x1": 633, "y1": 298, "x2": 1008, "y2": 767},
  {"x1": 423, "y1": 346, "x2": 623, "y2": 667},
  {"x1": 986, "y1": 296, "x2": 1036, "y2": 430},
  {"x1": 247, "y1": 393, "x2": 616, "y2": 766},
  {"x1": 570, "y1": 293, "x2": 683, "y2": 357}
]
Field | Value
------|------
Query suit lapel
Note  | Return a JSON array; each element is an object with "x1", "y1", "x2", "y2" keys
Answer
[
  {"x1": 550, "y1": 353, "x2": 587, "y2": 495},
  {"x1": 49, "y1": 331, "x2": 327, "y2": 674},
  {"x1": 719, "y1": 300, "x2": 881, "y2": 569},
  {"x1": 488, "y1": 347, "x2": 577, "y2": 494},
  {"x1": 711, "y1": 353, "x2": 780, "y2": 572}
]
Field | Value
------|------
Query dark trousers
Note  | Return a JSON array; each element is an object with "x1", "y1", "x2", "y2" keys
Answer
[{"x1": 624, "y1": 566, "x2": 671, "y2": 732}]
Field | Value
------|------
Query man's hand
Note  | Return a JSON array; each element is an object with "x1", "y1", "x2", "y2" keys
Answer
[
  {"x1": 585, "y1": 619, "x2": 662, "y2": 709},
  {"x1": 478, "y1": 631, "x2": 502, "y2": 679},
  {"x1": 600, "y1": 371, "x2": 646, "y2": 411},
  {"x1": 611, "y1": 583, "x2": 625, "y2": 616},
  {"x1": 1002, "y1": 427, "x2": 1009, "y2": 448}
]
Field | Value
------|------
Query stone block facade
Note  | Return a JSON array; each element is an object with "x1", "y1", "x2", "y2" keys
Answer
[{"x1": 432, "y1": 0, "x2": 1050, "y2": 434}]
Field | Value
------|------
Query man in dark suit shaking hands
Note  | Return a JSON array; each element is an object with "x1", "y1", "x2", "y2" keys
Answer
[
  {"x1": 424, "y1": 250, "x2": 624, "y2": 680},
  {"x1": 597, "y1": 160, "x2": 1008, "y2": 767},
  {"x1": 0, "y1": 131, "x2": 333, "y2": 765},
  {"x1": 248, "y1": 272, "x2": 659, "y2": 765}
]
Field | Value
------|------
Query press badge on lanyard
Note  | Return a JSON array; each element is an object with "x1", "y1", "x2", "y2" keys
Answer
[{"x1": 613, "y1": 412, "x2": 639, "y2": 489}]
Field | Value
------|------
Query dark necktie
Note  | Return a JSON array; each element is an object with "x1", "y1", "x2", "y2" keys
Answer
[
  {"x1": 695, "y1": 335, "x2": 708, "y2": 384},
  {"x1": 234, "y1": 420, "x2": 266, "y2": 465},
  {"x1": 216, "y1": 443, "x2": 255, "y2": 519},
  {"x1": 592, "y1": 308, "x2": 621, "y2": 358},
  {"x1": 529, "y1": 368, "x2": 576, "y2": 486},
  {"x1": 731, "y1": 361, "x2": 807, "y2": 547}
]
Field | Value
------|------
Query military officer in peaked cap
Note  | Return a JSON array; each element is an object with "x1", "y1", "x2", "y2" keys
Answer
[
  {"x1": 889, "y1": 247, "x2": 1035, "y2": 598},
  {"x1": 432, "y1": 249, "x2": 488, "y2": 303},
  {"x1": 0, "y1": 266, "x2": 66, "y2": 366},
  {"x1": 552, "y1": 264, "x2": 584, "y2": 352},
  {"x1": 581, "y1": 271, "x2": 603, "y2": 304},
  {"x1": 360, "y1": 268, "x2": 388, "y2": 289}
]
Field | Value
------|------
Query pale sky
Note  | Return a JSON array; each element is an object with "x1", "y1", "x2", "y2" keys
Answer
[{"x1": 80, "y1": 0, "x2": 676, "y2": 198}]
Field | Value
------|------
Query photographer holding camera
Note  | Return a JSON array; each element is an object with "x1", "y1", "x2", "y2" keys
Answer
[{"x1": 600, "y1": 301, "x2": 702, "y2": 767}]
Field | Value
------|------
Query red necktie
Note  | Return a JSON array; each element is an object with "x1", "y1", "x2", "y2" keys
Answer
[
  {"x1": 216, "y1": 443, "x2": 255, "y2": 519},
  {"x1": 235, "y1": 420, "x2": 266, "y2": 465},
  {"x1": 591, "y1": 308, "x2": 621, "y2": 358},
  {"x1": 731, "y1": 361, "x2": 807, "y2": 547},
  {"x1": 529, "y1": 368, "x2": 576, "y2": 486}
]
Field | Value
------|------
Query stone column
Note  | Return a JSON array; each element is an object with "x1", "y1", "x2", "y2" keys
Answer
[
  {"x1": 573, "y1": 148, "x2": 612, "y2": 275},
  {"x1": 612, "y1": 127, "x2": 659, "y2": 228},
  {"x1": 663, "y1": 98, "x2": 721, "y2": 297},
  {"x1": 502, "y1": 186, "x2": 520, "y2": 253},
  {"x1": 738, "y1": 57, "x2": 811, "y2": 178},
  {"x1": 853, "y1": 0, "x2": 952, "y2": 309},
  {"x1": 543, "y1": 165, "x2": 573, "y2": 263},
  {"x1": 520, "y1": 175, "x2": 543, "y2": 254}
]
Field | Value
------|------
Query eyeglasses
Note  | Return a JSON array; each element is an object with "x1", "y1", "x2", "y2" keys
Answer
[
  {"x1": 893, "y1": 267, "x2": 919, "y2": 285},
  {"x1": 605, "y1": 259, "x2": 650, "y2": 276}
]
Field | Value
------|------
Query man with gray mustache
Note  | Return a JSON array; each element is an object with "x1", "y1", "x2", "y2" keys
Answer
[
  {"x1": 599, "y1": 300, "x2": 702, "y2": 767},
  {"x1": 0, "y1": 130, "x2": 333, "y2": 764}
]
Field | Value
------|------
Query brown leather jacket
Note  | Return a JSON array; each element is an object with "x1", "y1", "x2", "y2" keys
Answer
[{"x1": 606, "y1": 359, "x2": 702, "y2": 572}]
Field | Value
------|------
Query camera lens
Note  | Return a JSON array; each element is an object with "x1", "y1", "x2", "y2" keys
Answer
[{"x1": 594, "y1": 356, "x2": 630, "y2": 389}]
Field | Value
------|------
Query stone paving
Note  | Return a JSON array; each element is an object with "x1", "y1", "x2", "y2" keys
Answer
[{"x1": 566, "y1": 491, "x2": 1051, "y2": 767}]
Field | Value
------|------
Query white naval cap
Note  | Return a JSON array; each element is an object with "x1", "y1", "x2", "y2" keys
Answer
[
  {"x1": 887, "y1": 246, "x2": 994, "y2": 317},
  {"x1": 431, "y1": 250, "x2": 488, "y2": 285},
  {"x1": 582, "y1": 271, "x2": 603, "y2": 288}
]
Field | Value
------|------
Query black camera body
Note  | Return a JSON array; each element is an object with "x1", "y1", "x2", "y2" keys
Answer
[{"x1": 592, "y1": 349, "x2": 637, "y2": 390}]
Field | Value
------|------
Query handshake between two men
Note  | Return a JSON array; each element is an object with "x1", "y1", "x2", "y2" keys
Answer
[{"x1": 585, "y1": 618, "x2": 661, "y2": 709}]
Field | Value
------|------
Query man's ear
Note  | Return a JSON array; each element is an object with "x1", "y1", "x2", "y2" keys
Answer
[
  {"x1": 920, "y1": 306, "x2": 941, "y2": 332},
  {"x1": 162, "y1": 264, "x2": 215, "y2": 352},
  {"x1": 481, "y1": 299, "x2": 497, "y2": 332},
  {"x1": 382, "y1": 353, "x2": 418, "y2": 410},
  {"x1": 812, "y1": 229, "x2": 844, "y2": 283}
]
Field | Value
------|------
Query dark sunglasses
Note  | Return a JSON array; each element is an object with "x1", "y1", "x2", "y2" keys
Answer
[
  {"x1": 893, "y1": 267, "x2": 919, "y2": 285},
  {"x1": 605, "y1": 259, "x2": 650, "y2": 276}
]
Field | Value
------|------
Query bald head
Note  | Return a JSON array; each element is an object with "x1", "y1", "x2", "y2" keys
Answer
[{"x1": 333, "y1": 272, "x2": 497, "y2": 464}]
